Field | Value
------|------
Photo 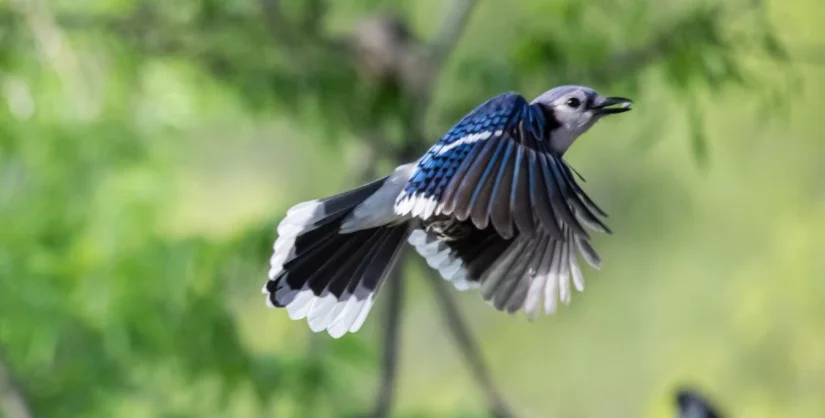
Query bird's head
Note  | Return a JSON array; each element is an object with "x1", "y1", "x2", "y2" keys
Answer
[{"x1": 531, "y1": 85, "x2": 632, "y2": 154}]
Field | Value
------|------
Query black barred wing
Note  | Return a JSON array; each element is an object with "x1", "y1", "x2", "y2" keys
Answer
[{"x1": 395, "y1": 92, "x2": 610, "y2": 241}]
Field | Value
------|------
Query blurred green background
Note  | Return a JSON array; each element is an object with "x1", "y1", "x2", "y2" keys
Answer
[{"x1": 1, "y1": 0, "x2": 823, "y2": 417}]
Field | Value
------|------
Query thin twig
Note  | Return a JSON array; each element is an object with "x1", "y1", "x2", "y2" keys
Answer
[
  {"x1": 0, "y1": 350, "x2": 32, "y2": 418},
  {"x1": 258, "y1": 0, "x2": 297, "y2": 47},
  {"x1": 782, "y1": 42, "x2": 825, "y2": 65},
  {"x1": 11, "y1": 0, "x2": 96, "y2": 119},
  {"x1": 370, "y1": 266, "x2": 405, "y2": 418},
  {"x1": 588, "y1": 0, "x2": 773, "y2": 85},
  {"x1": 428, "y1": 0, "x2": 480, "y2": 74},
  {"x1": 301, "y1": 0, "x2": 326, "y2": 36},
  {"x1": 424, "y1": 272, "x2": 513, "y2": 418},
  {"x1": 415, "y1": 0, "x2": 480, "y2": 117}
]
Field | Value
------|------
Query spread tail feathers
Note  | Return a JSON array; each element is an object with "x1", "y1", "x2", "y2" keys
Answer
[{"x1": 263, "y1": 176, "x2": 412, "y2": 338}]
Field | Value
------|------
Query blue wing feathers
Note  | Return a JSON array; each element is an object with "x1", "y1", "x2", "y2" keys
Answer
[
  {"x1": 451, "y1": 138, "x2": 500, "y2": 220},
  {"x1": 466, "y1": 134, "x2": 509, "y2": 226},
  {"x1": 439, "y1": 138, "x2": 486, "y2": 215},
  {"x1": 398, "y1": 93, "x2": 526, "y2": 202},
  {"x1": 538, "y1": 151, "x2": 587, "y2": 238},
  {"x1": 488, "y1": 140, "x2": 516, "y2": 239},
  {"x1": 547, "y1": 154, "x2": 610, "y2": 234},
  {"x1": 396, "y1": 91, "x2": 607, "y2": 242},
  {"x1": 559, "y1": 163, "x2": 609, "y2": 219},
  {"x1": 509, "y1": 145, "x2": 535, "y2": 236},
  {"x1": 471, "y1": 137, "x2": 511, "y2": 231},
  {"x1": 527, "y1": 148, "x2": 564, "y2": 240}
]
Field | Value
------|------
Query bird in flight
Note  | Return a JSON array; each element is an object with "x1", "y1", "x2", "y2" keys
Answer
[{"x1": 263, "y1": 85, "x2": 633, "y2": 338}]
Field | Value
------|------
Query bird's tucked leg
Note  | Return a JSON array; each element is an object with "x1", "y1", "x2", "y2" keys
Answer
[
  {"x1": 422, "y1": 216, "x2": 474, "y2": 242},
  {"x1": 408, "y1": 219, "x2": 513, "y2": 292}
]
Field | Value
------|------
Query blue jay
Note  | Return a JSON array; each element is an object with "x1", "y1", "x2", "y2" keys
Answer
[{"x1": 263, "y1": 85, "x2": 632, "y2": 338}]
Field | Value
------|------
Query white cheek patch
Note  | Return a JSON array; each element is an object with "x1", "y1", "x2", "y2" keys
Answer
[{"x1": 548, "y1": 111, "x2": 599, "y2": 155}]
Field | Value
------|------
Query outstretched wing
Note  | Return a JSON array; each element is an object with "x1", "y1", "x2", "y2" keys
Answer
[{"x1": 395, "y1": 92, "x2": 609, "y2": 242}]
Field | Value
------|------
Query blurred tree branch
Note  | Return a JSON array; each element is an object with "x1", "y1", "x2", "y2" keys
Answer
[
  {"x1": 415, "y1": 0, "x2": 479, "y2": 113},
  {"x1": 0, "y1": 351, "x2": 32, "y2": 418},
  {"x1": 579, "y1": 3, "x2": 769, "y2": 86},
  {"x1": 776, "y1": 42, "x2": 825, "y2": 65},
  {"x1": 424, "y1": 270, "x2": 513, "y2": 418},
  {"x1": 371, "y1": 269, "x2": 405, "y2": 418},
  {"x1": 428, "y1": 0, "x2": 479, "y2": 74},
  {"x1": 259, "y1": 0, "x2": 297, "y2": 47}
]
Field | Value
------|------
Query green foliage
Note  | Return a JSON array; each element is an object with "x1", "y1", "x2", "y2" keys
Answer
[{"x1": 0, "y1": 0, "x2": 819, "y2": 417}]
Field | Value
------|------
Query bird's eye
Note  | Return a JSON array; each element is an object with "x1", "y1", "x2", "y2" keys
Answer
[{"x1": 566, "y1": 98, "x2": 581, "y2": 109}]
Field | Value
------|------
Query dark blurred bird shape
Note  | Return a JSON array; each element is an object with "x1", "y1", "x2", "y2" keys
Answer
[
  {"x1": 263, "y1": 86, "x2": 633, "y2": 337},
  {"x1": 676, "y1": 388, "x2": 724, "y2": 418}
]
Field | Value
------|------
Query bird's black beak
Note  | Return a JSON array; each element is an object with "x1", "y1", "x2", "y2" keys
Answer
[{"x1": 591, "y1": 96, "x2": 633, "y2": 115}]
